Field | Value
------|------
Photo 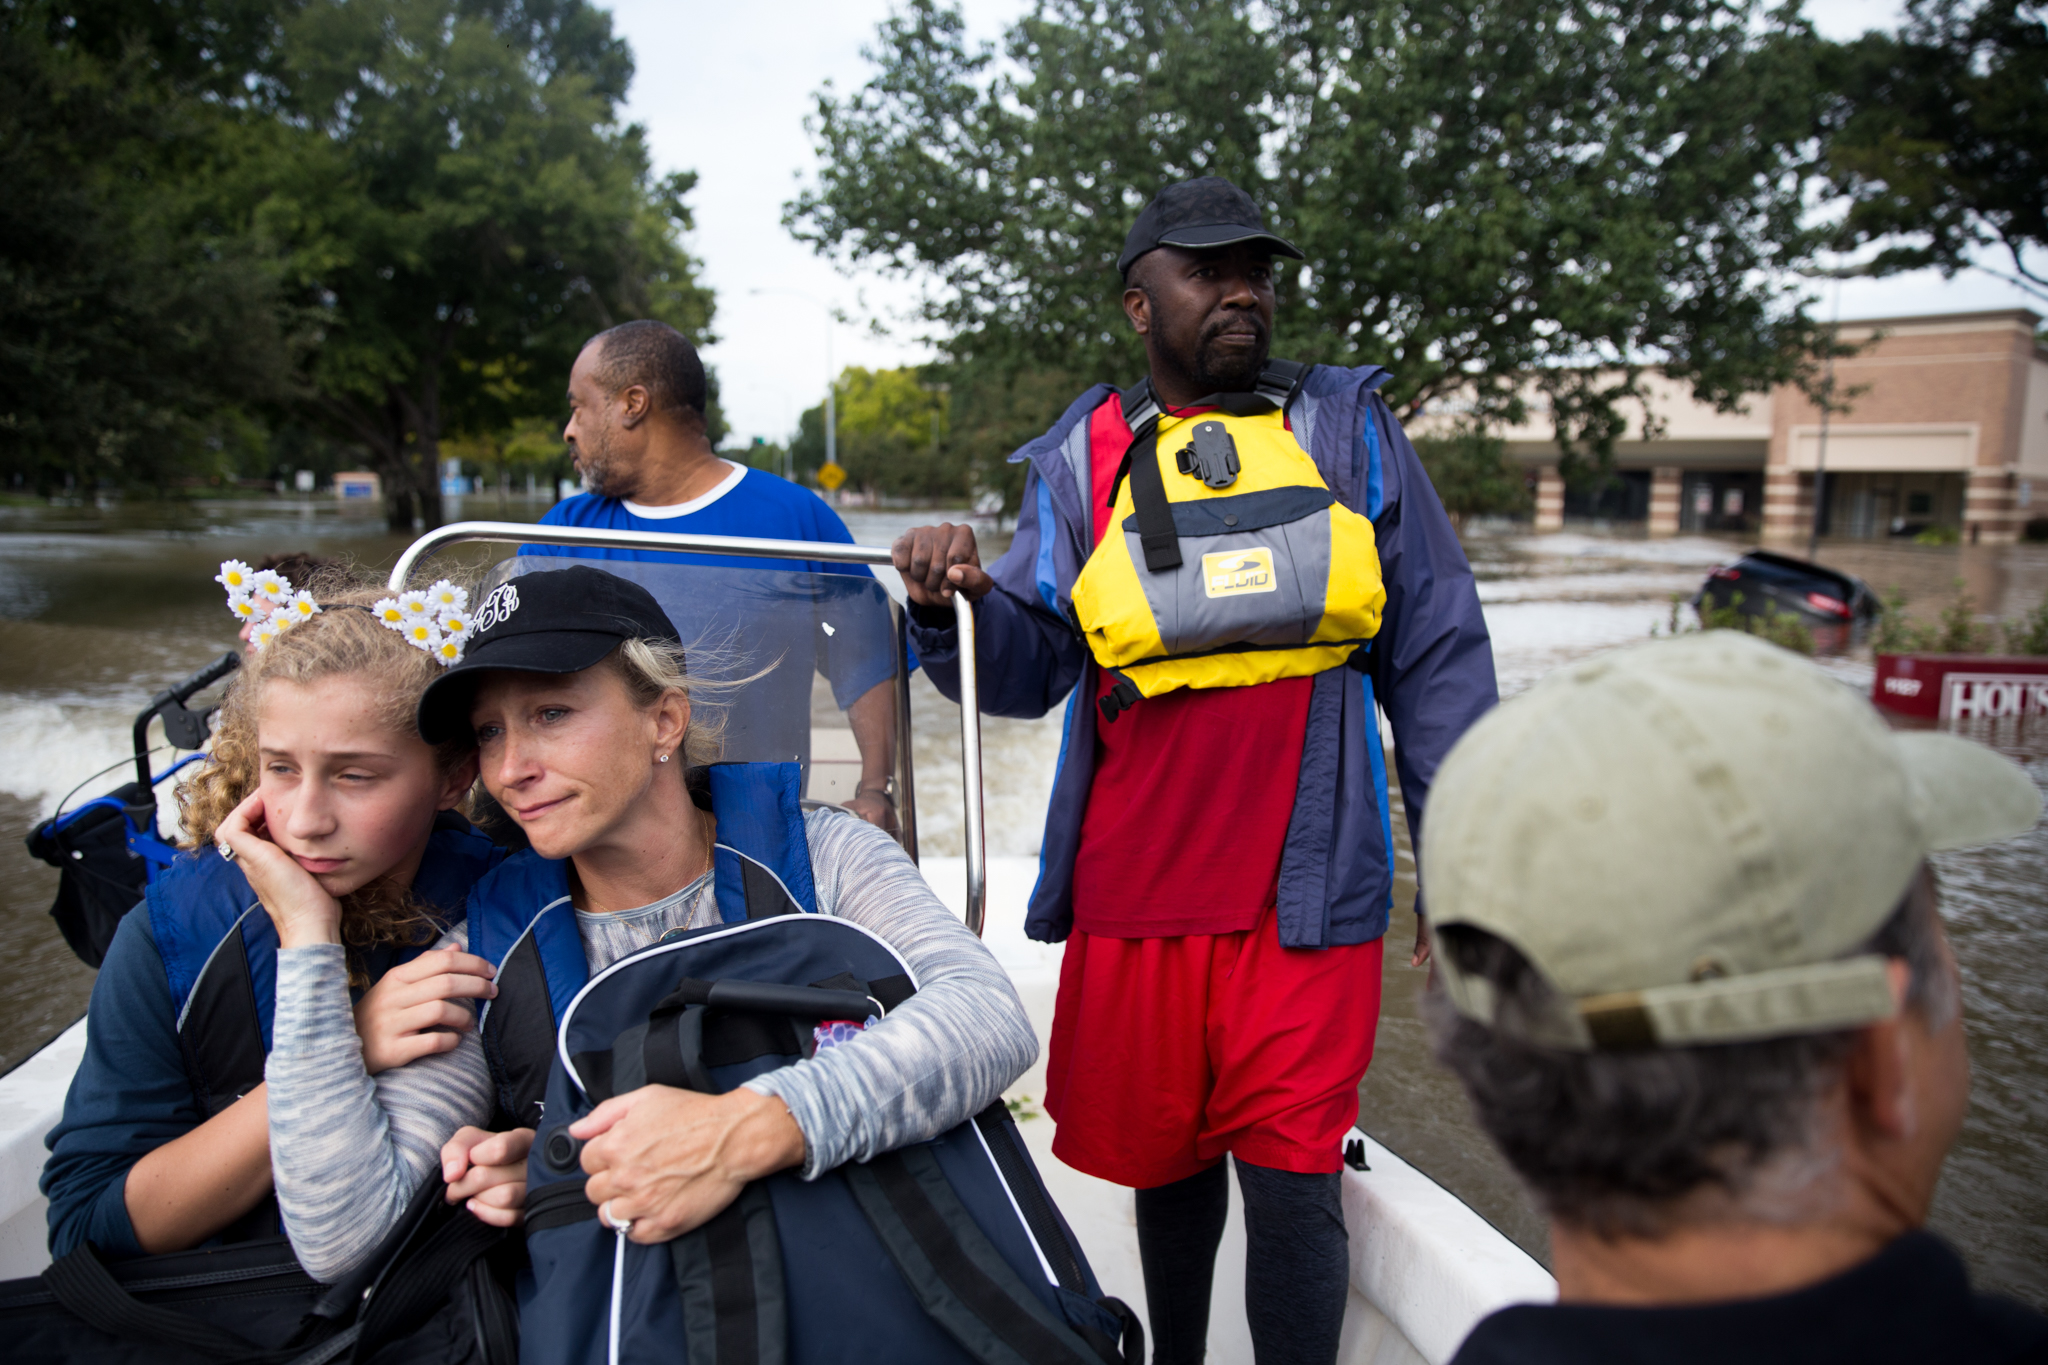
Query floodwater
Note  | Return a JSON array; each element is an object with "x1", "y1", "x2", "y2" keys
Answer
[{"x1": 2, "y1": 497, "x2": 2043, "y2": 1308}]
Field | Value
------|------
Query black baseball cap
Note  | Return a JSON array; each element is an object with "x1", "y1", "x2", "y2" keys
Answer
[
  {"x1": 416, "y1": 565, "x2": 681, "y2": 744},
  {"x1": 1117, "y1": 176, "x2": 1303, "y2": 277}
]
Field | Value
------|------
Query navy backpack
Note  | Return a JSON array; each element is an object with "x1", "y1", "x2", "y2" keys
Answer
[{"x1": 468, "y1": 765, "x2": 1139, "y2": 1365}]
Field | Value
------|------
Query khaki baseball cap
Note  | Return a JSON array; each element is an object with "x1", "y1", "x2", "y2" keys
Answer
[{"x1": 1425, "y1": 631, "x2": 2041, "y2": 1050}]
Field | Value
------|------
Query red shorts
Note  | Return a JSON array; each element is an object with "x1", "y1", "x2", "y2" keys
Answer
[{"x1": 1043, "y1": 914, "x2": 1384, "y2": 1188}]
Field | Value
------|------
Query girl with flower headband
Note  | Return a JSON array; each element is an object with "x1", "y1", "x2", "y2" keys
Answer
[{"x1": 41, "y1": 565, "x2": 505, "y2": 1264}]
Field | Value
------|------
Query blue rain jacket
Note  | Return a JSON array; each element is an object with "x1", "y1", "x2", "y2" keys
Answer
[{"x1": 908, "y1": 365, "x2": 1497, "y2": 949}]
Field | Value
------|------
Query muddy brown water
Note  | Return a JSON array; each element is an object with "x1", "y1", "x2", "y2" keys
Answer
[{"x1": 2, "y1": 499, "x2": 2042, "y2": 1309}]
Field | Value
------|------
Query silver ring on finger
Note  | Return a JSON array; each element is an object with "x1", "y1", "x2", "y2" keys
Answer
[
  {"x1": 600, "y1": 1199, "x2": 633, "y2": 1234},
  {"x1": 216, "y1": 839, "x2": 235, "y2": 863}
]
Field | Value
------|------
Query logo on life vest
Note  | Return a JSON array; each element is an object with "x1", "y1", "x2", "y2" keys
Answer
[{"x1": 1203, "y1": 547, "x2": 1276, "y2": 598}]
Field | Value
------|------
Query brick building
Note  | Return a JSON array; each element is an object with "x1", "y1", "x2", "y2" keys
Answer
[{"x1": 1420, "y1": 309, "x2": 2048, "y2": 544}]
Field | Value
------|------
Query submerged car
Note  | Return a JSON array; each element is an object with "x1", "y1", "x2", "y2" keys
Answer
[{"x1": 1693, "y1": 549, "x2": 1880, "y2": 628}]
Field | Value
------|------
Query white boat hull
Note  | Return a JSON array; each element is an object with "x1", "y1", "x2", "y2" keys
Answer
[
  {"x1": 925, "y1": 856, "x2": 1555, "y2": 1365},
  {"x1": 0, "y1": 1016, "x2": 85, "y2": 1280},
  {"x1": 0, "y1": 856, "x2": 1556, "y2": 1364}
]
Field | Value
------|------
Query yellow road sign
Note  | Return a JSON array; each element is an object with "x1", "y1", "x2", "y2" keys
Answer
[{"x1": 817, "y1": 461, "x2": 847, "y2": 491}]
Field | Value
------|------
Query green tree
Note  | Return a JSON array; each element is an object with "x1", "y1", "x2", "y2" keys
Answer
[
  {"x1": 0, "y1": 0, "x2": 297, "y2": 492},
  {"x1": 1821, "y1": 0, "x2": 2048, "y2": 303},
  {"x1": 791, "y1": 366, "x2": 956, "y2": 498},
  {"x1": 442, "y1": 413, "x2": 567, "y2": 505},
  {"x1": 942, "y1": 364, "x2": 1093, "y2": 517},
  {"x1": 790, "y1": 0, "x2": 1841, "y2": 480},
  {"x1": 1412, "y1": 425, "x2": 1532, "y2": 532},
  {"x1": 258, "y1": 0, "x2": 716, "y2": 529}
]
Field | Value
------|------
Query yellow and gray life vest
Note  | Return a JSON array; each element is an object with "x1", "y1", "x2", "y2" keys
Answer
[{"x1": 1070, "y1": 361, "x2": 1386, "y2": 720}]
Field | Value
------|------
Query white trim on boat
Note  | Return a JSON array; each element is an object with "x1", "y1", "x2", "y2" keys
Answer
[
  {"x1": 920, "y1": 854, "x2": 1559, "y2": 1365},
  {"x1": 0, "y1": 1017, "x2": 88, "y2": 1279}
]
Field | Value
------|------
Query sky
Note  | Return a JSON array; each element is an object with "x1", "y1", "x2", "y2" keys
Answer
[{"x1": 605, "y1": 0, "x2": 2040, "y2": 446}]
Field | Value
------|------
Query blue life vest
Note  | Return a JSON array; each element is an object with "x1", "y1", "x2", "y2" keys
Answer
[
  {"x1": 472, "y1": 763, "x2": 1138, "y2": 1365},
  {"x1": 142, "y1": 812, "x2": 502, "y2": 1241}
]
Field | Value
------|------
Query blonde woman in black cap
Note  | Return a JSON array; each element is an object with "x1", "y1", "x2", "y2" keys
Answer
[{"x1": 258, "y1": 565, "x2": 1037, "y2": 1279}]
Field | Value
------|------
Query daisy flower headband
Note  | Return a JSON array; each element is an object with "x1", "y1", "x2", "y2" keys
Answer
[
  {"x1": 217, "y1": 560, "x2": 319, "y2": 648},
  {"x1": 373, "y1": 581, "x2": 471, "y2": 667},
  {"x1": 217, "y1": 560, "x2": 469, "y2": 667}
]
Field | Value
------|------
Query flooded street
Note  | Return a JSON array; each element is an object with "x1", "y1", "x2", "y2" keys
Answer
[{"x1": 2, "y1": 498, "x2": 2043, "y2": 1308}]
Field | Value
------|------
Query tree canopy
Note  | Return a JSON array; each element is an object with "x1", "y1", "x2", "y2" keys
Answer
[
  {"x1": 0, "y1": 0, "x2": 297, "y2": 491},
  {"x1": 791, "y1": 0, "x2": 1845, "y2": 479},
  {"x1": 1821, "y1": 0, "x2": 2047, "y2": 303},
  {"x1": 0, "y1": 0, "x2": 714, "y2": 526},
  {"x1": 265, "y1": 0, "x2": 715, "y2": 526},
  {"x1": 791, "y1": 366, "x2": 956, "y2": 497}
]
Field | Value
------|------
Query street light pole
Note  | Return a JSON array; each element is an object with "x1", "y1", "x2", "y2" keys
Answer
[
  {"x1": 750, "y1": 287, "x2": 836, "y2": 484},
  {"x1": 1807, "y1": 276, "x2": 1842, "y2": 563}
]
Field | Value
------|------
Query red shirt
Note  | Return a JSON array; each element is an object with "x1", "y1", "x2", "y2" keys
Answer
[{"x1": 1068, "y1": 396, "x2": 1313, "y2": 938}]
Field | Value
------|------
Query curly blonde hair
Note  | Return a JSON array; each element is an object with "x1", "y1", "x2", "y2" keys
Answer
[{"x1": 179, "y1": 579, "x2": 476, "y2": 960}]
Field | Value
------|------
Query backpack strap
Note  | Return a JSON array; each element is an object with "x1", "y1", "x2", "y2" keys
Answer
[
  {"x1": 39, "y1": 1242, "x2": 320, "y2": 1364},
  {"x1": 843, "y1": 1145, "x2": 1124, "y2": 1365},
  {"x1": 346, "y1": 1182, "x2": 513, "y2": 1365},
  {"x1": 670, "y1": 1184, "x2": 788, "y2": 1365},
  {"x1": 575, "y1": 975, "x2": 902, "y2": 1106}
]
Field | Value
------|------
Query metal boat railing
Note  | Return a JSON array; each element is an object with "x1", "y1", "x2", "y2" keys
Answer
[{"x1": 388, "y1": 521, "x2": 986, "y2": 935}]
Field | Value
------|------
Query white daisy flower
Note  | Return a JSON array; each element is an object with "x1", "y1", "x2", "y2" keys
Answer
[
  {"x1": 251, "y1": 569, "x2": 291, "y2": 602},
  {"x1": 250, "y1": 621, "x2": 283, "y2": 650},
  {"x1": 438, "y1": 610, "x2": 471, "y2": 637},
  {"x1": 283, "y1": 590, "x2": 321, "y2": 623},
  {"x1": 216, "y1": 560, "x2": 254, "y2": 595},
  {"x1": 405, "y1": 619, "x2": 444, "y2": 648},
  {"x1": 229, "y1": 596, "x2": 264, "y2": 622},
  {"x1": 372, "y1": 597, "x2": 407, "y2": 627},
  {"x1": 427, "y1": 580, "x2": 468, "y2": 614},
  {"x1": 398, "y1": 590, "x2": 434, "y2": 619},
  {"x1": 431, "y1": 636, "x2": 464, "y2": 665}
]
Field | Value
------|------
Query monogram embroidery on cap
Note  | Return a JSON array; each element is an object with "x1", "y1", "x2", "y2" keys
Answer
[{"x1": 473, "y1": 583, "x2": 521, "y2": 632}]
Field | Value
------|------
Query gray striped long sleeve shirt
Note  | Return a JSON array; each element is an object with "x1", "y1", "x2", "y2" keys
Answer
[{"x1": 265, "y1": 809, "x2": 1036, "y2": 1281}]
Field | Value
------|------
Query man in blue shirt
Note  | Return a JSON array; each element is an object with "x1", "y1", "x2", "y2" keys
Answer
[{"x1": 532, "y1": 320, "x2": 898, "y2": 831}]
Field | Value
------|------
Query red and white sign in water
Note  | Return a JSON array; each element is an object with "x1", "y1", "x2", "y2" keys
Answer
[{"x1": 1874, "y1": 654, "x2": 2048, "y2": 720}]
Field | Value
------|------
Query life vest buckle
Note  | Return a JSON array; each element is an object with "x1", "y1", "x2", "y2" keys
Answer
[
  {"x1": 1097, "y1": 670, "x2": 1142, "y2": 723},
  {"x1": 1174, "y1": 419, "x2": 1241, "y2": 489}
]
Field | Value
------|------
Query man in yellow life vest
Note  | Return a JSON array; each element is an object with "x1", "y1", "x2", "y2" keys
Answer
[{"x1": 894, "y1": 177, "x2": 1497, "y2": 1365}]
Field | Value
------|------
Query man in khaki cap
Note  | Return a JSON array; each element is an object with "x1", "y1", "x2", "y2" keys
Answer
[{"x1": 1420, "y1": 631, "x2": 2046, "y2": 1364}]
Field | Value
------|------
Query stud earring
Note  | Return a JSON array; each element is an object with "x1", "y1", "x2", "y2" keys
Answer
[{"x1": 658, "y1": 753, "x2": 670, "y2": 763}]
